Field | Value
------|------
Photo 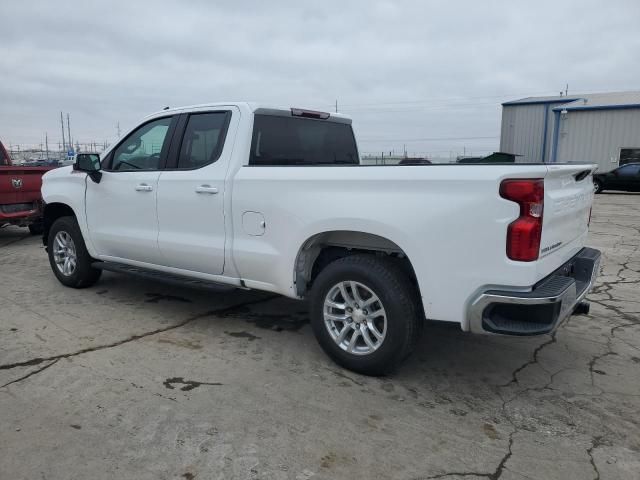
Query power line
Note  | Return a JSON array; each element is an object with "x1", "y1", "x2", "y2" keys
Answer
[{"x1": 358, "y1": 135, "x2": 499, "y2": 143}]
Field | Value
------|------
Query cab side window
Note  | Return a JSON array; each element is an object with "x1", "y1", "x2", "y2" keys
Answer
[
  {"x1": 110, "y1": 117, "x2": 172, "y2": 171},
  {"x1": 177, "y1": 112, "x2": 230, "y2": 169}
]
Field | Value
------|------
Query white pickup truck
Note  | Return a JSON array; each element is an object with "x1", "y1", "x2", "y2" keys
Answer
[{"x1": 41, "y1": 103, "x2": 601, "y2": 374}]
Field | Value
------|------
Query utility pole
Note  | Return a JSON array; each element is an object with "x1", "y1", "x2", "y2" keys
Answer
[
  {"x1": 66, "y1": 113, "x2": 72, "y2": 152},
  {"x1": 60, "y1": 112, "x2": 66, "y2": 151},
  {"x1": 335, "y1": 100, "x2": 338, "y2": 113},
  {"x1": 45, "y1": 133, "x2": 49, "y2": 160},
  {"x1": 117, "y1": 121, "x2": 121, "y2": 138},
  {"x1": 565, "y1": 83, "x2": 569, "y2": 96}
]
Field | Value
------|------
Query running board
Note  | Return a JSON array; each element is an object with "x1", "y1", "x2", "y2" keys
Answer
[{"x1": 92, "y1": 261, "x2": 245, "y2": 291}]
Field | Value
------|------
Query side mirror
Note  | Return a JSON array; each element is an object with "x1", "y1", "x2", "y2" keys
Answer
[{"x1": 73, "y1": 153, "x2": 102, "y2": 183}]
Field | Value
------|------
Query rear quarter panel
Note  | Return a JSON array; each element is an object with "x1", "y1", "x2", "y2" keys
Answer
[{"x1": 231, "y1": 164, "x2": 551, "y2": 326}]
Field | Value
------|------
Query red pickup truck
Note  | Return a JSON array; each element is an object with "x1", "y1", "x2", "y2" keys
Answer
[{"x1": 0, "y1": 140, "x2": 55, "y2": 234}]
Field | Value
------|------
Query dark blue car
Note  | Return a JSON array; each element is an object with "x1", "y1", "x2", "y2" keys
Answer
[{"x1": 593, "y1": 163, "x2": 640, "y2": 193}]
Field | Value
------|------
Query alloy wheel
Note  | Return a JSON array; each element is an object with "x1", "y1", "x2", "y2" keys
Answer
[
  {"x1": 323, "y1": 281, "x2": 387, "y2": 355},
  {"x1": 53, "y1": 231, "x2": 78, "y2": 276}
]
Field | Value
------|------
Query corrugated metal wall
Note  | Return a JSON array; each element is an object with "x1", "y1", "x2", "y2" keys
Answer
[
  {"x1": 500, "y1": 104, "x2": 546, "y2": 163},
  {"x1": 500, "y1": 102, "x2": 569, "y2": 163},
  {"x1": 541, "y1": 105, "x2": 557, "y2": 163},
  {"x1": 555, "y1": 108, "x2": 640, "y2": 172}
]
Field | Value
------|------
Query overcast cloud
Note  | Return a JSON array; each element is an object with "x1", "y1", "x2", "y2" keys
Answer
[{"x1": 1, "y1": 0, "x2": 639, "y2": 158}]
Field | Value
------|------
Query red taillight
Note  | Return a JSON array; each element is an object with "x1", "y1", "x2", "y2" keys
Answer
[{"x1": 500, "y1": 179, "x2": 544, "y2": 262}]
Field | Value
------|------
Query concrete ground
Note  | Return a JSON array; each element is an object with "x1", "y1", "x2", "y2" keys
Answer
[{"x1": 1, "y1": 194, "x2": 639, "y2": 480}]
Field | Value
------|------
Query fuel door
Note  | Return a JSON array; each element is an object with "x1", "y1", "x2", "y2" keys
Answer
[{"x1": 242, "y1": 211, "x2": 266, "y2": 236}]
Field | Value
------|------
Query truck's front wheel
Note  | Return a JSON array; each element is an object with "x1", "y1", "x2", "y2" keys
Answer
[
  {"x1": 310, "y1": 255, "x2": 421, "y2": 375},
  {"x1": 47, "y1": 216, "x2": 102, "y2": 288}
]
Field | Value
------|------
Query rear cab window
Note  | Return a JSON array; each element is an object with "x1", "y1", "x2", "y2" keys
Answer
[
  {"x1": 177, "y1": 112, "x2": 230, "y2": 169},
  {"x1": 249, "y1": 112, "x2": 359, "y2": 166}
]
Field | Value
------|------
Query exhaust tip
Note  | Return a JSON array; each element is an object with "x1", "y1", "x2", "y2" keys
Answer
[{"x1": 573, "y1": 301, "x2": 590, "y2": 316}]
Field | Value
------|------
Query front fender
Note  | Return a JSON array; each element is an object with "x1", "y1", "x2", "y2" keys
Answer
[{"x1": 42, "y1": 168, "x2": 96, "y2": 256}]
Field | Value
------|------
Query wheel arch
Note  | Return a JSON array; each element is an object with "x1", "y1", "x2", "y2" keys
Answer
[
  {"x1": 293, "y1": 230, "x2": 420, "y2": 301},
  {"x1": 42, "y1": 202, "x2": 77, "y2": 246}
]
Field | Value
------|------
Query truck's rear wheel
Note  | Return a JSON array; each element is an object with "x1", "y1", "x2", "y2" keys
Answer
[
  {"x1": 310, "y1": 254, "x2": 421, "y2": 375},
  {"x1": 47, "y1": 216, "x2": 101, "y2": 288}
]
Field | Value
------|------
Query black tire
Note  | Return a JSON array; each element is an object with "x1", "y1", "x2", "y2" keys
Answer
[
  {"x1": 593, "y1": 179, "x2": 603, "y2": 194},
  {"x1": 310, "y1": 254, "x2": 421, "y2": 376},
  {"x1": 47, "y1": 216, "x2": 102, "y2": 288},
  {"x1": 28, "y1": 221, "x2": 43, "y2": 235}
]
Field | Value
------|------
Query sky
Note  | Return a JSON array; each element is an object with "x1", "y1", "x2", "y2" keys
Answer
[{"x1": 1, "y1": 0, "x2": 639, "y2": 159}]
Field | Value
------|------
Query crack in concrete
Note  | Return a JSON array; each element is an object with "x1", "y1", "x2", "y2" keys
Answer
[
  {"x1": 591, "y1": 298, "x2": 640, "y2": 332},
  {"x1": 501, "y1": 331, "x2": 557, "y2": 387},
  {"x1": 421, "y1": 432, "x2": 513, "y2": 479},
  {"x1": 422, "y1": 392, "x2": 517, "y2": 480},
  {"x1": 422, "y1": 472, "x2": 492, "y2": 478},
  {"x1": 586, "y1": 436, "x2": 603, "y2": 480},
  {"x1": 0, "y1": 294, "x2": 279, "y2": 382},
  {"x1": 0, "y1": 359, "x2": 60, "y2": 389}
]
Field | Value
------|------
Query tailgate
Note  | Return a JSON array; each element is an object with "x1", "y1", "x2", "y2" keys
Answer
[
  {"x1": 537, "y1": 164, "x2": 596, "y2": 276},
  {"x1": 0, "y1": 167, "x2": 51, "y2": 207}
]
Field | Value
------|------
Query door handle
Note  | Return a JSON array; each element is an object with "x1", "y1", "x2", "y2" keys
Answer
[
  {"x1": 135, "y1": 183, "x2": 153, "y2": 192},
  {"x1": 195, "y1": 185, "x2": 219, "y2": 194}
]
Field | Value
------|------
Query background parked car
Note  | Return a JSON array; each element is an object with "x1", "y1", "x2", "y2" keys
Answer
[
  {"x1": 593, "y1": 163, "x2": 640, "y2": 193},
  {"x1": 398, "y1": 158, "x2": 432, "y2": 165}
]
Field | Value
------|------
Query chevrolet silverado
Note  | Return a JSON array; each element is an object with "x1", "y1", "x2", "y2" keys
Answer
[{"x1": 41, "y1": 103, "x2": 601, "y2": 374}]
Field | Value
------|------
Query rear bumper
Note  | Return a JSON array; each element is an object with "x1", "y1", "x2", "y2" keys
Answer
[
  {"x1": 468, "y1": 247, "x2": 601, "y2": 335},
  {"x1": 0, "y1": 202, "x2": 42, "y2": 225}
]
